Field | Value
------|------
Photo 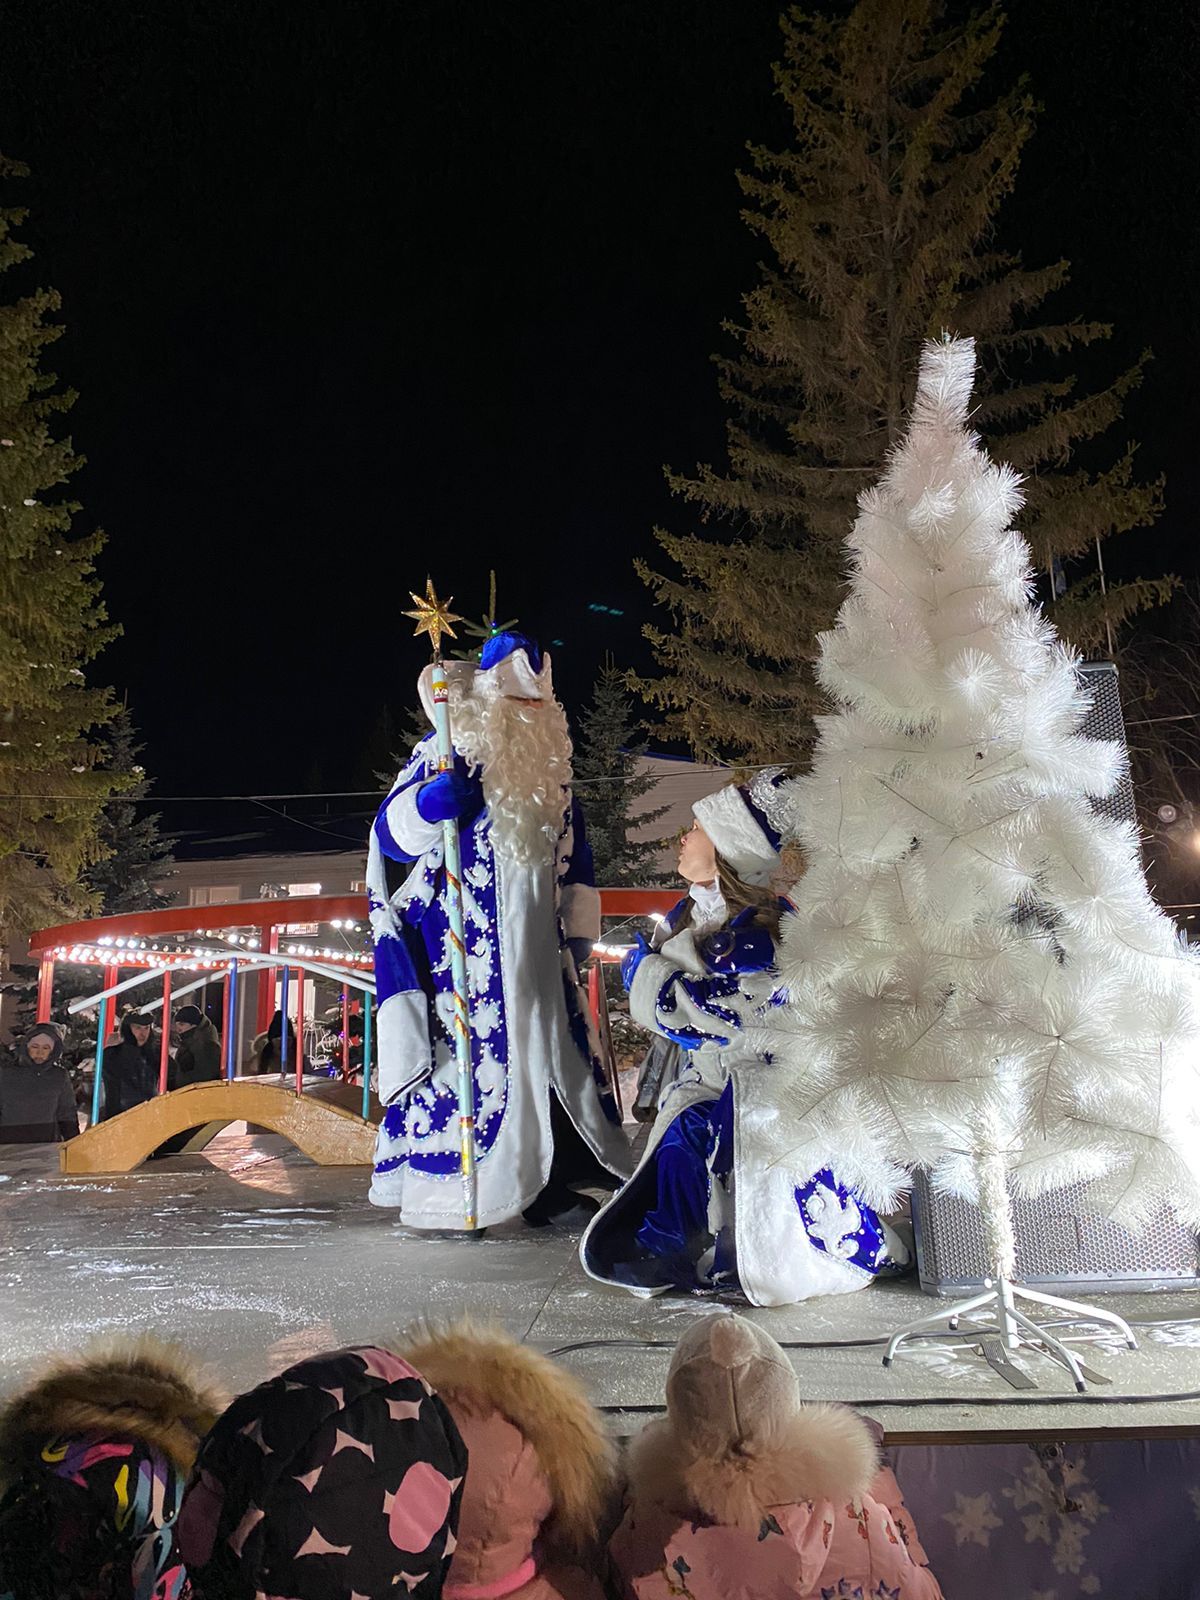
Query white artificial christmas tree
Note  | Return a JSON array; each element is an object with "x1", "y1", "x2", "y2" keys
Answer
[{"x1": 762, "y1": 335, "x2": 1200, "y2": 1386}]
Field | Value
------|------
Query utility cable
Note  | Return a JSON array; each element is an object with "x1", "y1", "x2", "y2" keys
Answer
[{"x1": 547, "y1": 1322, "x2": 1200, "y2": 1412}]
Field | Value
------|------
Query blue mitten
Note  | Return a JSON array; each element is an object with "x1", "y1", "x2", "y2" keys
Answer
[
  {"x1": 415, "y1": 759, "x2": 484, "y2": 825},
  {"x1": 621, "y1": 932, "x2": 652, "y2": 991}
]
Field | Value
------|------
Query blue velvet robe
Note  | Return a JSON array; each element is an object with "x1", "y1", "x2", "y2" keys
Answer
[
  {"x1": 582, "y1": 897, "x2": 912, "y2": 1305},
  {"x1": 367, "y1": 735, "x2": 632, "y2": 1226}
]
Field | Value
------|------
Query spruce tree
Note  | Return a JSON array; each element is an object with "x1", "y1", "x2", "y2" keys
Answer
[
  {"x1": 82, "y1": 708, "x2": 175, "y2": 914},
  {"x1": 0, "y1": 155, "x2": 120, "y2": 941},
  {"x1": 573, "y1": 665, "x2": 671, "y2": 886},
  {"x1": 640, "y1": 0, "x2": 1168, "y2": 764}
]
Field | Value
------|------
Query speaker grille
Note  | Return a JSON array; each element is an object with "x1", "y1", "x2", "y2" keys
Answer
[
  {"x1": 1077, "y1": 660, "x2": 1137, "y2": 828},
  {"x1": 911, "y1": 664, "x2": 1194, "y2": 1293},
  {"x1": 912, "y1": 1170, "x2": 1200, "y2": 1294}
]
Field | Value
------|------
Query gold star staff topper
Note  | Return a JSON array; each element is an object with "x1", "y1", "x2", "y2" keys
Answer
[{"x1": 404, "y1": 578, "x2": 464, "y2": 659}]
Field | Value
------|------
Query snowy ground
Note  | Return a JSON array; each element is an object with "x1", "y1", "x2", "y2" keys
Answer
[{"x1": 4, "y1": 1132, "x2": 1200, "y2": 1439}]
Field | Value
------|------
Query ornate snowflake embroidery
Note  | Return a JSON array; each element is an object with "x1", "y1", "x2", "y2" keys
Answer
[
  {"x1": 1001, "y1": 1445, "x2": 1107, "y2": 1581},
  {"x1": 942, "y1": 1491, "x2": 1002, "y2": 1548}
]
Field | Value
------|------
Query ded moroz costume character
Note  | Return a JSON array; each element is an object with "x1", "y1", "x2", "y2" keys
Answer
[
  {"x1": 582, "y1": 771, "x2": 911, "y2": 1306},
  {"x1": 368, "y1": 632, "x2": 632, "y2": 1228}
]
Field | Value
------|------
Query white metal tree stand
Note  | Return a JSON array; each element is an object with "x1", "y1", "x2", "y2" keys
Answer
[{"x1": 882, "y1": 1153, "x2": 1138, "y2": 1391}]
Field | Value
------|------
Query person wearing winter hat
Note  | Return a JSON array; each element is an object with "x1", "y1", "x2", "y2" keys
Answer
[
  {"x1": 0, "y1": 1338, "x2": 225, "y2": 1600},
  {"x1": 101, "y1": 1013, "x2": 160, "y2": 1120},
  {"x1": 167, "y1": 1007, "x2": 221, "y2": 1090},
  {"x1": 158, "y1": 1344, "x2": 467, "y2": 1600},
  {"x1": 0, "y1": 1023, "x2": 78, "y2": 1144},
  {"x1": 582, "y1": 772, "x2": 910, "y2": 1306},
  {"x1": 398, "y1": 1323, "x2": 615, "y2": 1600},
  {"x1": 610, "y1": 1314, "x2": 943, "y2": 1600}
]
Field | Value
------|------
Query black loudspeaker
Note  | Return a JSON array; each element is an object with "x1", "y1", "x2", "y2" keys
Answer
[
  {"x1": 1075, "y1": 661, "x2": 1138, "y2": 829},
  {"x1": 912, "y1": 662, "x2": 1200, "y2": 1295}
]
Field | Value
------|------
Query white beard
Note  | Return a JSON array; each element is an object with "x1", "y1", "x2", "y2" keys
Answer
[{"x1": 449, "y1": 681, "x2": 574, "y2": 867}]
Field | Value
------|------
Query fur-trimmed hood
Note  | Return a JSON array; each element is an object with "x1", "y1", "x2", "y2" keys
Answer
[
  {"x1": 0, "y1": 1336, "x2": 226, "y2": 1484},
  {"x1": 627, "y1": 1400, "x2": 877, "y2": 1533},
  {"x1": 397, "y1": 1323, "x2": 615, "y2": 1569},
  {"x1": 612, "y1": 1316, "x2": 942, "y2": 1600},
  {"x1": 624, "y1": 1312, "x2": 876, "y2": 1533}
]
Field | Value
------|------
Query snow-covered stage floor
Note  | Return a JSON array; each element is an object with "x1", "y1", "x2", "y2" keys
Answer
[{"x1": 4, "y1": 1130, "x2": 1200, "y2": 1440}]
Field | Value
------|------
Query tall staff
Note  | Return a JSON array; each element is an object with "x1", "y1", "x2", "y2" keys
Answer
[{"x1": 404, "y1": 579, "x2": 478, "y2": 1230}]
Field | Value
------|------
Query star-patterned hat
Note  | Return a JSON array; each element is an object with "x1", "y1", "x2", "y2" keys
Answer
[{"x1": 169, "y1": 1346, "x2": 467, "y2": 1600}]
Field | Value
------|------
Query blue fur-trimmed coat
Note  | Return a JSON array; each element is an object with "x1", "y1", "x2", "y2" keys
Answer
[
  {"x1": 582, "y1": 897, "x2": 912, "y2": 1305},
  {"x1": 367, "y1": 736, "x2": 632, "y2": 1227}
]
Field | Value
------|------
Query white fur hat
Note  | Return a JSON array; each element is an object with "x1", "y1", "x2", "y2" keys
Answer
[{"x1": 691, "y1": 767, "x2": 791, "y2": 886}]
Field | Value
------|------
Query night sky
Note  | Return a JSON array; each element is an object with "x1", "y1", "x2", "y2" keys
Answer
[{"x1": 2, "y1": 1, "x2": 1196, "y2": 810}]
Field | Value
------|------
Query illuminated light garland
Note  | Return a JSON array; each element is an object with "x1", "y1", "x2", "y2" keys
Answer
[{"x1": 48, "y1": 941, "x2": 372, "y2": 971}]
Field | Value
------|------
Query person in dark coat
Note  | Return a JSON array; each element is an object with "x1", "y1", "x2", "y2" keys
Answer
[
  {"x1": 249, "y1": 1008, "x2": 300, "y2": 1075},
  {"x1": 0, "y1": 1024, "x2": 78, "y2": 1144},
  {"x1": 100, "y1": 1011, "x2": 160, "y2": 1120},
  {"x1": 168, "y1": 1005, "x2": 222, "y2": 1089}
]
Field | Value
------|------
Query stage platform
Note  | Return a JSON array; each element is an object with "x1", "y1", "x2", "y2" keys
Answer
[{"x1": 3, "y1": 1131, "x2": 1200, "y2": 1440}]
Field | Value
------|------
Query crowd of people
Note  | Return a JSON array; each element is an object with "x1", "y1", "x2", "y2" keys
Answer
[
  {"x1": 0, "y1": 994, "x2": 331, "y2": 1145},
  {"x1": 0, "y1": 1312, "x2": 943, "y2": 1599}
]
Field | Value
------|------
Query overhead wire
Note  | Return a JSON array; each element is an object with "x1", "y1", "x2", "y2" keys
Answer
[{"x1": 0, "y1": 763, "x2": 774, "y2": 806}]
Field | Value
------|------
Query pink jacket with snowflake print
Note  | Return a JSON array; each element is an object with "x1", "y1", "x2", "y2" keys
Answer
[{"x1": 609, "y1": 1405, "x2": 943, "y2": 1600}]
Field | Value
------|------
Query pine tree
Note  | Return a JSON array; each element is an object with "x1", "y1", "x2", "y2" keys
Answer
[
  {"x1": 82, "y1": 707, "x2": 175, "y2": 914},
  {"x1": 640, "y1": 0, "x2": 1168, "y2": 764},
  {"x1": 767, "y1": 340, "x2": 1200, "y2": 1372},
  {"x1": 573, "y1": 665, "x2": 671, "y2": 886},
  {"x1": 0, "y1": 156, "x2": 121, "y2": 941}
]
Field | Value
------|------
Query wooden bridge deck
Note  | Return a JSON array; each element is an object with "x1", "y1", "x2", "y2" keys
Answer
[{"x1": 60, "y1": 1080, "x2": 377, "y2": 1174}]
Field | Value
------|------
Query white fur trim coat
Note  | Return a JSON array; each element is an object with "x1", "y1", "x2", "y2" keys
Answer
[
  {"x1": 368, "y1": 736, "x2": 632, "y2": 1227},
  {"x1": 581, "y1": 899, "x2": 911, "y2": 1304},
  {"x1": 611, "y1": 1403, "x2": 943, "y2": 1600}
]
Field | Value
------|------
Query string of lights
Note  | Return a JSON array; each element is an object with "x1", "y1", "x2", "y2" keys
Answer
[{"x1": 47, "y1": 926, "x2": 373, "y2": 973}]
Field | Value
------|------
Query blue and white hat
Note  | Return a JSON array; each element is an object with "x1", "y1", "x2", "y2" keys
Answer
[
  {"x1": 477, "y1": 630, "x2": 553, "y2": 701},
  {"x1": 692, "y1": 767, "x2": 792, "y2": 886}
]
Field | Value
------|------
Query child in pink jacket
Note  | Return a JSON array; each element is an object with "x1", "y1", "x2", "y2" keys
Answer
[
  {"x1": 610, "y1": 1313, "x2": 943, "y2": 1600},
  {"x1": 400, "y1": 1322, "x2": 616, "y2": 1600}
]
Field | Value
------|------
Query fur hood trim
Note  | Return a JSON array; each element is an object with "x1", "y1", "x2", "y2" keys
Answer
[
  {"x1": 397, "y1": 1321, "x2": 615, "y2": 1556},
  {"x1": 0, "y1": 1337, "x2": 226, "y2": 1481},
  {"x1": 627, "y1": 1402, "x2": 878, "y2": 1535}
]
